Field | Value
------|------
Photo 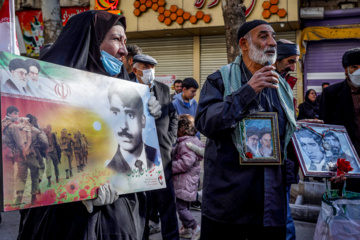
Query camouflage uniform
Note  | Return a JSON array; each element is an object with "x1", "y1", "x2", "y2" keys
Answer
[
  {"x1": 83, "y1": 135, "x2": 88, "y2": 165},
  {"x1": 2, "y1": 116, "x2": 23, "y2": 200},
  {"x1": 45, "y1": 130, "x2": 61, "y2": 186},
  {"x1": 15, "y1": 125, "x2": 48, "y2": 205},
  {"x1": 60, "y1": 130, "x2": 75, "y2": 179},
  {"x1": 73, "y1": 132, "x2": 84, "y2": 172}
]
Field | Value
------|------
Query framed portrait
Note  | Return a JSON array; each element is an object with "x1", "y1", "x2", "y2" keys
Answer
[
  {"x1": 292, "y1": 123, "x2": 360, "y2": 177},
  {"x1": 0, "y1": 52, "x2": 166, "y2": 212},
  {"x1": 240, "y1": 112, "x2": 281, "y2": 165}
]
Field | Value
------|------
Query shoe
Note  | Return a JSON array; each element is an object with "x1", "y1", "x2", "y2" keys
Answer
[
  {"x1": 179, "y1": 226, "x2": 192, "y2": 239},
  {"x1": 149, "y1": 222, "x2": 161, "y2": 235},
  {"x1": 190, "y1": 201, "x2": 201, "y2": 211},
  {"x1": 191, "y1": 225, "x2": 201, "y2": 240}
]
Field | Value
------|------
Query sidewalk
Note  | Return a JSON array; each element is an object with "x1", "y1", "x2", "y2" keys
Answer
[{"x1": 0, "y1": 209, "x2": 316, "y2": 240}]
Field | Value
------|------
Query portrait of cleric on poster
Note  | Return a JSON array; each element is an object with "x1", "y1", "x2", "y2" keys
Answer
[
  {"x1": 292, "y1": 123, "x2": 360, "y2": 177},
  {"x1": 241, "y1": 112, "x2": 281, "y2": 165},
  {"x1": 0, "y1": 52, "x2": 165, "y2": 212}
]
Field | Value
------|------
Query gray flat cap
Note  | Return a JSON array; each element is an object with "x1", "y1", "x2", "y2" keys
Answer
[{"x1": 133, "y1": 54, "x2": 157, "y2": 66}]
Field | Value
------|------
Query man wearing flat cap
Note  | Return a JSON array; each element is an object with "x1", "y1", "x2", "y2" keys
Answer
[
  {"x1": 196, "y1": 20, "x2": 297, "y2": 239},
  {"x1": 320, "y1": 47, "x2": 360, "y2": 193},
  {"x1": 132, "y1": 54, "x2": 179, "y2": 239}
]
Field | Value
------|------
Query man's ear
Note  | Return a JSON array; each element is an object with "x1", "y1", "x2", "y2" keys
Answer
[
  {"x1": 129, "y1": 58, "x2": 133, "y2": 66},
  {"x1": 239, "y1": 37, "x2": 249, "y2": 52},
  {"x1": 344, "y1": 67, "x2": 349, "y2": 78},
  {"x1": 142, "y1": 114, "x2": 146, "y2": 128}
]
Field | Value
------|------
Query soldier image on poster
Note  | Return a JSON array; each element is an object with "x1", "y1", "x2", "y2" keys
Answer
[
  {"x1": 44, "y1": 124, "x2": 61, "y2": 187},
  {"x1": 2, "y1": 106, "x2": 24, "y2": 200},
  {"x1": 74, "y1": 131, "x2": 85, "y2": 172},
  {"x1": 30, "y1": 115, "x2": 47, "y2": 188},
  {"x1": 15, "y1": 113, "x2": 48, "y2": 205},
  {"x1": 59, "y1": 129, "x2": 75, "y2": 179},
  {"x1": 82, "y1": 134, "x2": 88, "y2": 165}
]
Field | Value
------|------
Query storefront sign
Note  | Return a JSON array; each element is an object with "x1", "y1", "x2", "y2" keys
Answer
[
  {"x1": 155, "y1": 75, "x2": 177, "y2": 88},
  {"x1": 95, "y1": 0, "x2": 119, "y2": 10},
  {"x1": 16, "y1": 7, "x2": 88, "y2": 57},
  {"x1": 194, "y1": 0, "x2": 220, "y2": 8}
]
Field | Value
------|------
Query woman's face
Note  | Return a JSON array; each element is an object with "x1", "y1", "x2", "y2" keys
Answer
[
  {"x1": 308, "y1": 90, "x2": 316, "y2": 102},
  {"x1": 100, "y1": 25, "x2": 128, "y2": 61}
]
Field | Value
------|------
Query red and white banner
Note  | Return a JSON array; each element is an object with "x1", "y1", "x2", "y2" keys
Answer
[
  {"x1": 0, "y1": 0, "x2": 20, "y2": 55},
  {"x1": 155, "y1": 75, "x2": 177, "y2": 88}
]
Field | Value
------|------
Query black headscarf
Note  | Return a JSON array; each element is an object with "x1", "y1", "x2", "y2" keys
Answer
[
  {"x1": 40, "y1": 10, "x2": 128, "y2": 79},
  {"x1": 297, "y1": 89, "x2": 320, "y2": 120}
]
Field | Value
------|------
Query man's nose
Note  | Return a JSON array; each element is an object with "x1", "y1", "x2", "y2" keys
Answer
[
  {"x1": 118, "y1": 115, "x2": 127, "y2": 129},
  {"x1": 268, "y1": 36, "x2": 277, "y2": 47},
  {"x1": 289, "y1": 64, "x2": 295, "y2": 72}
]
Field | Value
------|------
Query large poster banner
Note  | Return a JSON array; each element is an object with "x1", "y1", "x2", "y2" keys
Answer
[
  {"x1": 16, "y1": 7, "x2": 89, "y2": 57},
  {"x1": 0, "y1": 51, "x2": 165, "y2": 212}
]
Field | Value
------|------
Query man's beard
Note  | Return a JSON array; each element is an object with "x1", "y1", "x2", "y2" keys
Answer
[
  {"x1": 261, "y1": 146, "x2": 272, "y2": 157},
  {"x1": 247, "y1": 144, "x2": 258, "y2": 154},
  {"x1": 28, "y1": 78, "x2": 39, "y2": 89},
  {"x1": 16, "y1": 78, "x2": 27, "y2": 88},
  {"x1": 331, "y1": 147, "x2": 341, "y2": 156},
  {"x1": 280, "y1": 67, "x2": 291, "y2": 78},
  {"x1": 248, "y1": 41, "x2": 276, "y2": 65}
]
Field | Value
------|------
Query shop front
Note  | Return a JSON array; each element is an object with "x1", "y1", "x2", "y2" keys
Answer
[
  {"x1": 301, "y1": 8, "x2": 360, "y2": 95},
  {"x1": 93, "y1": 0, "x2": 301, "y2": 101}
]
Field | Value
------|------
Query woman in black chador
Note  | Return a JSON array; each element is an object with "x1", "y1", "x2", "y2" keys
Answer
[
  {"x1": 297, "y1": 89, "x2": 320, "y2": 120},
  {"x1": 17, "y1": 11, "x2": 147, "y2": 240}
]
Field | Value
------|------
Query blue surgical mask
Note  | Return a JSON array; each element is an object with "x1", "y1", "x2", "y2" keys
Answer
[{"x1": 100, "y1": 50, "x2": 123, "y2": 76}]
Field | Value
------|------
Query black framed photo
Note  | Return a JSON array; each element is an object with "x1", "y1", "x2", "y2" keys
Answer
[
  {"x1": 240, "y1": 112, "x2": 281, "y2": 165},
  {"x1": 292, "y1": 123, "x2": 360, "y2": 177}
]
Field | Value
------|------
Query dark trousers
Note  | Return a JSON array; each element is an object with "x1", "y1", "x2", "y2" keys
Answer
[
  {"x1": 200, "y1": 215, "x2": 286, "y2": 240},
  {"x1": 143, "y1": 177, "x2": 179, "y2": 240},
  {"x1": 176, "y1": 198, "x2": 197, "y2": 229}
]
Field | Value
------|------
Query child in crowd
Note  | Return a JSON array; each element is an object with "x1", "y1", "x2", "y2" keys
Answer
[{"x1": 172, "y1": 114, "x2": 205, "y2": 240}]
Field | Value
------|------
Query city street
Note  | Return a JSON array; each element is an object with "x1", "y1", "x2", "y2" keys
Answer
[{"x1": 1, "y1": 208, "x2": 316, "y2": 240}]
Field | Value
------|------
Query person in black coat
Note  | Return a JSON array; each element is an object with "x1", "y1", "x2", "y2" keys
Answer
[
  {"x1": 320, "y1": 48, "x2": 360, "y2": 192},
  {"x1": 297, "y1": 89, "x2": 319, "y2": 120}
]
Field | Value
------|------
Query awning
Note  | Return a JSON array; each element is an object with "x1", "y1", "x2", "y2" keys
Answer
[{"x1": 300, "y1": 24, "x2": 360, "y2": 57}]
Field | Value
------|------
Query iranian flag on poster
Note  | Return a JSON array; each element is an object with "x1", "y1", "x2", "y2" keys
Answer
[{"x1": 0, "y1": 0, "x2": 20, "y2": 55}]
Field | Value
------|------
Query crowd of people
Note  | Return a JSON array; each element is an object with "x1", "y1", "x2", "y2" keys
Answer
[{"x1": 1, "y1": 9, "x2": 359, "y2": 240}]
